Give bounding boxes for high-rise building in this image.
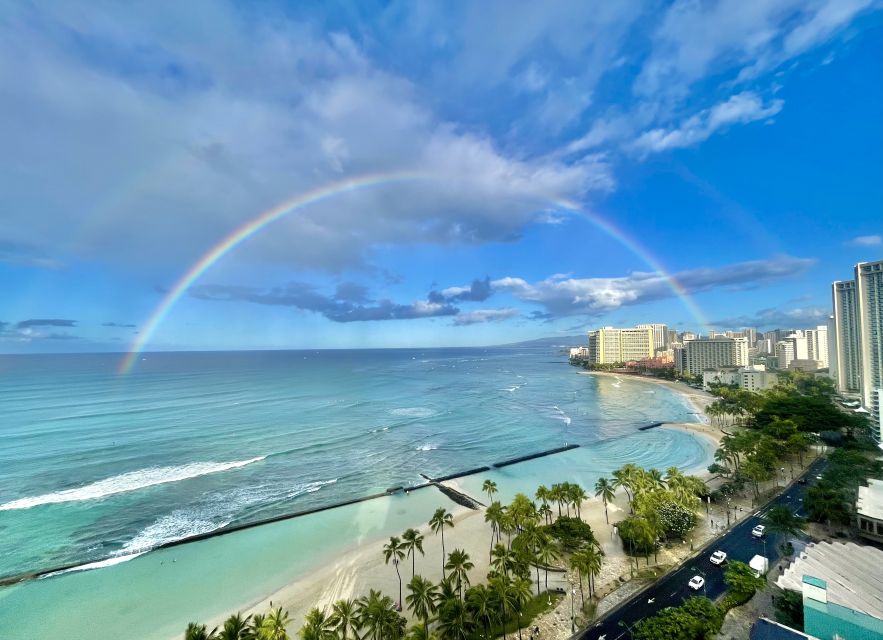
[805,325,829,368]
[832,261,883,445]
[676,336,749,377]
[743,327,758,346]
[832,279,862,393]
[636,323,668,352]
[856,261,883,443]
[586,326,654,364]
[776,340,796,370]
[827,315,838,381]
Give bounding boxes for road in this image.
[576,457,826,640]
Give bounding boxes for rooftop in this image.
[857,478,883,521]
[750,618,818,640]
[777,541,883,619]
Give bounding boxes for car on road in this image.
[709,550,727,565]
[816,475,823,480]
[688,575,705,590]
[752,524,766,538]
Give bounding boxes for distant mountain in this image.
[495,335,586,348]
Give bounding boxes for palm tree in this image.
[406,575,438,637]
[384,536,407,608]
[430,508,455,575]
[299,609,334,640]
[611,467,634,512]
[491,543,518,578]
[535,532,560,590]
[763,505,807,538]
[647,468,665,489]
[594,477,615,524]
[482,479,498,503]
[406,624,436,640]
[402,528,425,578]
[581,545,603,599]
[489,575,515,640]
[330,599,359,640]
[508,577,533,640]
[445,548,474,600]
[466,584,494,639]
[535,485,550,511]
[571,485,588,520]
[485,501,505,553]
[185,623,218,640]
[260,607,291,640]
[570,553,588,606]
[358,590,405,640]
[218,613,251,640]
[538,503,552,526]
[436,596,473,640]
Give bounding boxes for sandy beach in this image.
[206,369,722,638]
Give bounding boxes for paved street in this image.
[576,457,827,640]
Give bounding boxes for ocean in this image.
[0,347,712,639]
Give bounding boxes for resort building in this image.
[832,260,883,444]
[777,541,883,640]
[776,340,796,370]
[806,325,830,369]
[789,359,823,373]
[702,365,778,393]
[676,336,748,378]
[827,315,839,382]
[833,279,862,393]
[636,323,668,352]
[749,618,817,640]
[857,478,883,545]
[856,261,883,445]
[585,326,654,364]
[568,346,590,361]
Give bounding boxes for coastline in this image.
[206,371,722,636]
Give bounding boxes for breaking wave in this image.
[0,457,266,511]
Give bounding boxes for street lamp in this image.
[570,586,576,633]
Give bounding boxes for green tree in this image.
[383,536,407,608]
[482,479,498,503]
[185,623,218,640]
[330,599,360,640]
[763,506,807,538]
[259,607,290,640]
[444,548,474,600]
[774,589,804,630]
[436,597,473,640]
[402,528,425,578]
[724,561,766,598]
[218,613,252,640]
[594,477,616,524]
[405,575,438,637]
[430,508,455,575]
[633,596,722,640]
[357,590,406,640]
[298,609,335,640]
[535,532,560,590]
[465,584,495,639]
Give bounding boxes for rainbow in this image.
[119,172,710,374]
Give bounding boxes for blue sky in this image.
[1,1,881,353]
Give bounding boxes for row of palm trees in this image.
[185,607,290,640]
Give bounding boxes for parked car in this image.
[752,524,766,538]
[798,478,807,485]
[710,550,727,565]
[688,575,705,591]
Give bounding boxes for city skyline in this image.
[1,2,881,353]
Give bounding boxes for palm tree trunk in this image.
[579,569,585,605]
[604,501,609,524]
[545,567,549,590]
[412,552,416,578]
[441,528,446,576]
[536,563,541,595]
[395,562,402,607]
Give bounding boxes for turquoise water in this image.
[0,347,710,639]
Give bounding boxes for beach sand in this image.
[206,371,720,638]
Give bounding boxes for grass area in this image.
[485,592,564,638]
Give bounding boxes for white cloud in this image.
[849,234,882,246]
[633,91,784,154]
[0,3,611,273]
[452,308,519,326]
[490,256,814,318]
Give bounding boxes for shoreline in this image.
[201,372,721,636]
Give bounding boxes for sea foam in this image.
[0,457,266,511]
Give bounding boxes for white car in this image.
[752,524,766,538]
[709,550,727,565]
[688,575,705,591]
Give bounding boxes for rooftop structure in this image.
[750,618,817,640]
[857,478,883,544]
[777,541,883,620]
